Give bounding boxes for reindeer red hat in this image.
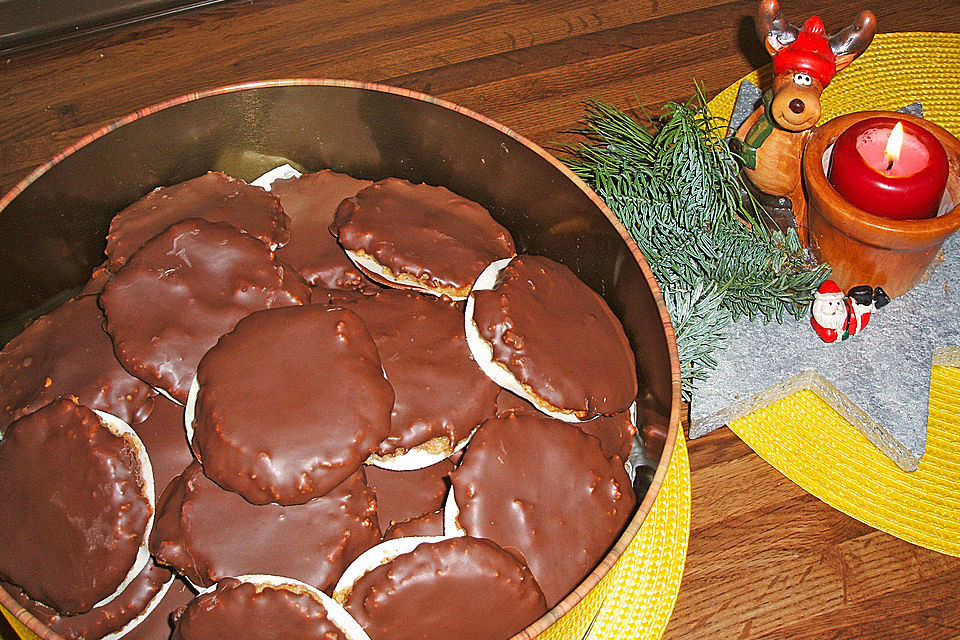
[772,16,838,86]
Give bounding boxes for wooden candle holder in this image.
[802,111,960,297]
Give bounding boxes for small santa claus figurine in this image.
[810,280,890,343]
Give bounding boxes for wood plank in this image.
[5,0,959,195]
[665,429,960,640]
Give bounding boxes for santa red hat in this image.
[815,279,844,299]
[773,16,838,86]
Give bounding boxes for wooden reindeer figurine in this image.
[735,0,876,245]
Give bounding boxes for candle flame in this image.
[884,121,904,168]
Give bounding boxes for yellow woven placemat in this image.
[2,434,691,640]
[540,433,691,640]
[728,367,960,557]
[708,32,960,557]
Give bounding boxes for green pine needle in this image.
[564,90,829,400]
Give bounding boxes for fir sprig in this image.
[564,92,829,399]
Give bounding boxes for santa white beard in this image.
[812,296,846,331]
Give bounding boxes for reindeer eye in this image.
[794,73,813,86]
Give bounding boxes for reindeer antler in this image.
[829,10,877,57]
[756,0,799,54]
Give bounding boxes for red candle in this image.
[827,116,949,220]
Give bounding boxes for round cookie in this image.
[99,218,310,404]
[336,536,547,640]
[271,169,375,289]
[150,462,381,593]
[5,559,175,640]
[105,171,290,269]
[0,294,155,433]
[189,304,394,505]
[172,576,368,640]
[495,389,637,460]
[0,398,154,615]
[333,290,498,468]
[448,412,636,608]
[330,178,516,299]
[467,255,638,420]
[363,460,453,529]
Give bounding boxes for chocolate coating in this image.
[131,395,195,495]
[331,178,516,296]
[450,412,636,607]
[192,304,394,504]
[105,172,289,269]
[495,389,636,460]
[577,410,637,462]
[335,290,497,457]
[172,578,347,640]
[0,294,155,433]
[364,460,453,528]
[123,578,196,640]
[271,169,373,288]
[0,399,152,615]
[150,462,380,593]
[472,254,638,417]
[100,218,310,403]
[6,560,173,640]
[343,537,546,640]
[80,261,113,295]
[381,510,444,541]
[310,286,376,306]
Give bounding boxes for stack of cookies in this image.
[0,168,642,640]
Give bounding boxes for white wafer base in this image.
[179,575,205,594]
[247,163,303,251]
[90,410,156,611]
[183,377,199,446]
[332,536,448,600]
[442,488,466,538]
[464,258,587,424]
[100,572,175,640]
[153,385,184,406]
[250,164,303,191]
[197,575,370,640]
[364,429,475,471]
[625,401,640,482]
[344,250,468,301]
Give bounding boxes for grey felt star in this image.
[689,233,960,472]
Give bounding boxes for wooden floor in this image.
[668,429,960,640]
[2,1,959,638]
